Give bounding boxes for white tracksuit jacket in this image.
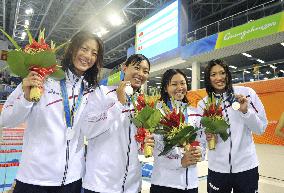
[0,72,88,186]
[197,86,268,173]
[78,85,141,193]
[151,105,206,190]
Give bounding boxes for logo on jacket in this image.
[209,182,220,191]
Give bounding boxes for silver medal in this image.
[125,82,133,96]
[232,101,240,111]
[66,129,75,140]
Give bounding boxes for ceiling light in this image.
[229,65,237,69]
[24,20,29,27]
[256,59,265,63]
[280,43,284,47]
[156,82,161,85]
[242,53,252,58]
[244,70,250,74]
[95,27,109,37]
[201,71,204,74]
[186,76,191,79]
[108,13,123,26]
[200,80,204,82]
[155,76,161,79]
[25,8,33,15]
[21,31,27,40]
[186,68,192,70]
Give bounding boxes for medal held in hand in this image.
[125,82,133,96]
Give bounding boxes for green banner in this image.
[215,11,284,49]
[107,71,122,86]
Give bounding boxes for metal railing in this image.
[185,0,284,44]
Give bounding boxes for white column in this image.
[191,61,200,90]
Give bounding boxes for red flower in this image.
[190,140,200,147]
[160,109,185,128]
[135,127,146,149]
[24,39,51,53]
[135,94,147,111]
[203,104,223,117]
[137,94,146,107]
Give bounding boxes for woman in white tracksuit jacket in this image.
[150,69,206,193]
[79,54,151,193]
[0,31,104,193]
[198,59,267,193]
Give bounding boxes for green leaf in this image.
[145,109,162,132]
[135,106,153,121]
[132,117,143,128]
[201,117,229,141]
[0,29,20,50]
[54,41,69,53]
[7,51,29,77]
[50,68,65,80]
[169,126,197,146]
[25,51,57,68]
[25,28,33,44]
[158,125,200,156]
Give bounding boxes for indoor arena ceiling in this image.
[0,0,283,76]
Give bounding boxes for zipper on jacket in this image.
[61,80,78,185]
[61,140,70,185]
[122,103,132,192]
[223,99,233,173]
[185,168,189,190]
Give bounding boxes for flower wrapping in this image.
[132,94,161,154]
[156,100,199,156]
[200,95,230,142]
[0,28,66,101]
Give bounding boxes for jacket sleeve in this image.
[240,87,268,135]
[0,84,34,128]
[78,87,124,140]
[153,134,183,170]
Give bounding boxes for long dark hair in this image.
[61,31,104,89]
[160,69,189,104]
[204,59,233,98]
[124,54,151,70]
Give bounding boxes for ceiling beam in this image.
[35,0,54,37]
[46,0,75,40]
[2,0,6,32]
[12,0,21,38]
[194,0,247,24]
[75,0,114,35]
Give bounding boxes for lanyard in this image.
[60,79,84,128]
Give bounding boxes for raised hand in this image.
[22,71,44,101]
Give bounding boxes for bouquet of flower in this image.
[0,28,66,102]
[132,94,161,157]
[200,95,230,150]
[156,100,199,156]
